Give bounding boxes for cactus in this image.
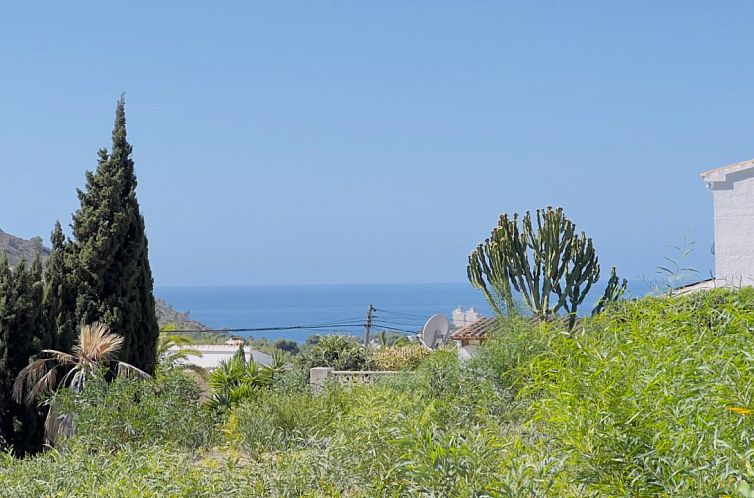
[468,207,626,328]
[592,267,628,317]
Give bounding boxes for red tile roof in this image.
[450,315,576,340]
[450,317,499,340]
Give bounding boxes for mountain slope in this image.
[0,229,50,267]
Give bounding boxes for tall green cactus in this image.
[468,207,626,328]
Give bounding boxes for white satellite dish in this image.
[420,314,449,350]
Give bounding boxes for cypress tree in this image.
[0,254,47,456]
[44,221,77,352]
[71,96,159,374]
[0,253,12,452]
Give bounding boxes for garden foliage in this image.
[3,289,754,496]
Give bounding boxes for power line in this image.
[371,316,425,327]
[169,323,363,334]
[373,308,430,320]
[166,306,436,337]
[368,323,419,335]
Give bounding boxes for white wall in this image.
[711,169,754,286]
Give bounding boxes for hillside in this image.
[155,298,210,332]
[0,229,50,267]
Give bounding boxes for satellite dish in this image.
[420,314,449,350]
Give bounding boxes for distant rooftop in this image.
[450,317,498,340]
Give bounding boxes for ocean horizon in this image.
[156,280,656,343]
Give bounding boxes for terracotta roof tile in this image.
[450,314,578,340]
[450,317,499,340]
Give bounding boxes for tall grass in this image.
[526,289,754,495]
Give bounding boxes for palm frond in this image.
[162,334,195,347]
[117,362,151,380]
[43,403,60,445]
[164,348,203,361]
[40,350,76,364]
[27,366,58,404]
[76,322,124,362]
[13,359,53,403]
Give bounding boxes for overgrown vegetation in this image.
[297,334,376,373]
[3,289,754,496]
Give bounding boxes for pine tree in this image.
[70,96,159,374]
[44,221,77,352]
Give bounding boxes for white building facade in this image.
[702,159,754,286]
[451,306,481,328]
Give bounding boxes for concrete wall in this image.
[309,368,403,388]
[711,168,754,286]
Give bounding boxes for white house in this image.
[168,345,273,370]
[701,159,754,287]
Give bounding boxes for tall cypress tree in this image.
[0,253,12,452]
[71,96,158,374]
[44,221,77,352]
[0,254,47,456]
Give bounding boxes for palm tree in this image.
[13,322,149,444]
[157,324,204,368]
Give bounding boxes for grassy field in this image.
[2,289,754,496]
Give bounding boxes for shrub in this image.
[208,350,287,413]
[231,388,348,454]
[54,367,215,451]
[373,343,431,371]
[297,335,375,373]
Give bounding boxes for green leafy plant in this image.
[297,334,376,373]
[208,349,286,412]
[54,367,215,451]
[373,343,431,371]
[656,236,700,296]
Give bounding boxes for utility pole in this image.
[363,304,375,347]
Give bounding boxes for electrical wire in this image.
[371,317,425,327]
[373,308,430,321]
[168,306,433,337]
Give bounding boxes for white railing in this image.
[309,367,403,387]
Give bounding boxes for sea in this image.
[156,281,655,343]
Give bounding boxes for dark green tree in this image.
[70,96,159,374]
[274,339,300,355]
[0,254,48,456]
[44,221,78,352]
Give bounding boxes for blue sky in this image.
[1,2,753,286]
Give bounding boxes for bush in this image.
[297,335,375,373]
[208,350,286,413]
[274,339,300,355]
[373,343,431,371]
[231,388,347,454]
[55,367,215,451]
